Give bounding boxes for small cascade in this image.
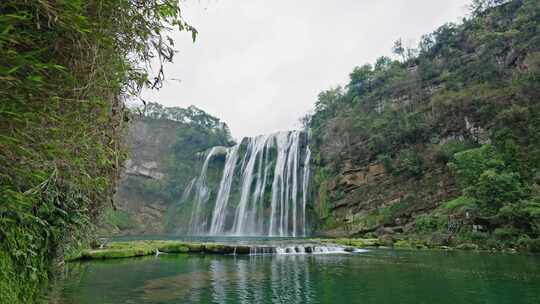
[184,130,312,236]
[310,246,348,254]
[249,246,276,255]
[247,244,354,255]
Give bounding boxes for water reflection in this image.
[125,255,321,304]
[210,259,227,303]
[204,255,317,304]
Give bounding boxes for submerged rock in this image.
[76,240,247,260]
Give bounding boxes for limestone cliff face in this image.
[316,160,460,237]
[112,118,181,235]
[313,118,488,237]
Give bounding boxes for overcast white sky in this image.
[141,0,471,140]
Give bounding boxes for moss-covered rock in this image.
[81,248,154,259]
[394,239,427,249]
[185,242,205,253]
[158,243,190,253]
[73,240,258,260]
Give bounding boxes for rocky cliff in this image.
[110,118,177,234]
[309,0,540,250]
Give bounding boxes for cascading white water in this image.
[209,144,240,234]
[185,130,311,236]
[301,146,311,237]
[269,132,292,236]
[232,135,270,235]
[181,177,197,203]
[189,147,218,235]
[292,134,300,236]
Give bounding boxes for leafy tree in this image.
[470,0,512,15]
[465,170,525,215]
[348,64,374,95]
[450,145,504,187]
[392,38,406,62]
[374,56,393,72]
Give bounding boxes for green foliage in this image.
[518,237,540,252]
[140,103,231,136]
[433,139,473,165]
[499,196,540,235]
[449,145,505,187]
[443,196,476,211]
[450,143,530,215]
[396,149,424,178]
[377,154,394,173]
[103,209,134,230]
[465,170,525,215]
[414,215,447,232]
[466,231,490,243]
[493,226,518,240]
[378,197,416,225]
[0,0,196,302]
[470,0,512,16]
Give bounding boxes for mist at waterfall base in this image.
[180,130,312,237]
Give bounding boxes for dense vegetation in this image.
[308,0,540,250]
[0,1,195,302]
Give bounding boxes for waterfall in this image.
[180,178,197,203]
[301,146,311,237]
[188,147,218,235]
[232,134,270,235]
[185,130,311,236]
[269,132,291,236]
[209,144,240,234]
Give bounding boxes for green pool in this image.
[43,248,540,304]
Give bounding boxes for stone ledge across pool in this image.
[70,240,362,261]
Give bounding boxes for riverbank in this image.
[317,236,540,253]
